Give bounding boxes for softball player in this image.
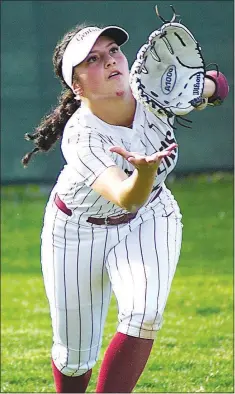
[22,23,225,393]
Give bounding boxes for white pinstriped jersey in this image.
[52,101,180,223]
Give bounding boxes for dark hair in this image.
[22,22,92,167]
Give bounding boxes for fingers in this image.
[110,143,178,166]
[165,143,178,151]
[109,146,133,160]
[110,146,144,161]
[159,143,178,156]
[146,143,178,162]
[127,156,147,165]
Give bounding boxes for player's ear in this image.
[72,67,84,99]
[72,79,84,100]
[72,84,84,99]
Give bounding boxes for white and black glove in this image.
[130,6,206,118]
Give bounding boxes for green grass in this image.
[1,174,234,393]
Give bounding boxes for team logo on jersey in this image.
[161,65,177,94]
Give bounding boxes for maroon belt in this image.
[54,187,162,226]
[87,211,137,226]
[54,194,72,216]
[87,186,162,226]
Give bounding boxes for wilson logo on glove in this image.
[129,4,206,117]
[161,65,177,94]
[193,73,202,95]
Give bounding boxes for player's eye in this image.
[87,55,98,63]
[110,46,119,54]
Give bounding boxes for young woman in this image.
[22,24,219,393]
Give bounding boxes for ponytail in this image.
[21,23,90,167]
[22,89,80,167]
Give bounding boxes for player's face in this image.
[73,36,130,100]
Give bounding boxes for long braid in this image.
[22,23,90,167]
[22,90,78,167]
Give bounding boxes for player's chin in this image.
[105,81,128,98]
[116,89,125,97]
[114,82,130,97]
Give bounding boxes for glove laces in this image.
[155,4,181,24]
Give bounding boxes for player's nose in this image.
[104,55,117,68]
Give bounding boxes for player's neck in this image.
[84,92,136,128]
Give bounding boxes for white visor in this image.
[62,26,129,89]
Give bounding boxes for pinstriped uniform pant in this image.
[41,200,182,377]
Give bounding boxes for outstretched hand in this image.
[110,143,178,171]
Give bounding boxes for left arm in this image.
[196,70,229,110]
[203,76,216,98]
[194,75,216,111]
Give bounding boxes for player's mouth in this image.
[108,70,122,79]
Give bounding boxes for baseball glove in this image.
[130,5,206,118]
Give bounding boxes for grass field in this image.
[1,174,234,393]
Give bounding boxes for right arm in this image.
[92,143,177,213]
